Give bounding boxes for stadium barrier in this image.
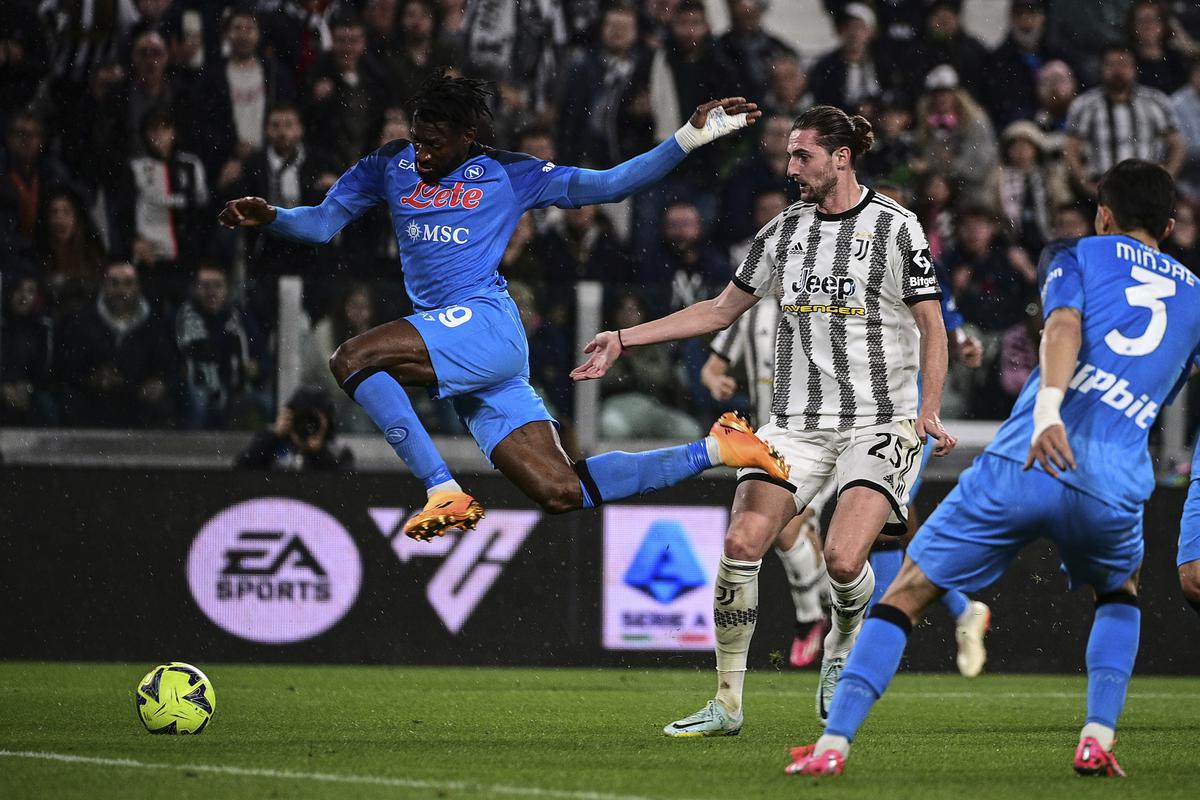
[1,465,1195,673]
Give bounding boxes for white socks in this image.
[705,435,722,467]
[427,478,462,498]
[714,554,761,714]
[824,563,875,658]
[814,733,850,757]
[775,534,827,624]
[1081,722,1115,750]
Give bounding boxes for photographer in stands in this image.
[235,384,353,471]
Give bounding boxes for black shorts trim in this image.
[840,478,907,536]
[736,472,797,494]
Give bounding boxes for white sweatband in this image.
[673,106,750,153]
[1031,387,1065,442]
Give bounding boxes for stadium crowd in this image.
[1,0,1199,438]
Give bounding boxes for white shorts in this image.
[738,419,925,535]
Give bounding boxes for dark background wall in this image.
[0,466,1195,673]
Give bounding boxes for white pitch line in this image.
[0,750,681,800]
[768,691,1193,700]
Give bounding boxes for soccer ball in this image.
[134,662,217,734]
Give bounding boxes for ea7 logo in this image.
[369,508,540,633]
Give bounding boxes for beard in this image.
[799,170,838,205]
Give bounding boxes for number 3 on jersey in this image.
[1105,266,1175,357]
[438,306,473,328]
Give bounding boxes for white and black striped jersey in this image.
[1066,86,1180,179]
[731,188,941,431]
[710,294,779,428]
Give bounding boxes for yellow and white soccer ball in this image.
[134,662,216,734]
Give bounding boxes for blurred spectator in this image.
[599,291,701,440]
[1064,44,1185,198]
[1128,0,1191,94]
[716,0,797,99]
[637,201,728,314]
[1,272,56,426]
[113,107,209,310]
[985,0,1070,127]
[810,3,890,110]
[991,300,1042,418]
[760,52,812,119]
[363,0,401,60]
[914,65,997,202]
[536,203,630,327]
[499,213,545,288]
[437,0,469,53]
[913,171,957,261]
[0,1,50,118]
[195,8,295,186]
[1,111,73,262]
[945,206,1037,334]
[985,121,1071,254]
[720,114,794,245]
[236,384,354,470]
[86,30,184,187]
[638,0,738,254]
[903,0,988,99]
[174,264,267,429]
[300,282,377,433]
[463,0,566,117]
[303,11,389,166]
[1164,198,1199,266]
[55,261,175,427]
[33,188,109,319]
[237,103,340,303]
[1053,202,1095,239]
[1047,0,1133,81]
[557,4,653,168]
[730,189,786,265]
[1173,59,1200,197]
[259,0,343,81]
[1031,60,1078,157]
[40,0,135,99]
[380,0,461,106]
[859,97,918,186]
[508,279,573,422]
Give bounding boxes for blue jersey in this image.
[326,139,579,311]
[986,235,1200,511]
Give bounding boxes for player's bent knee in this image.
[328,341,364,383]
[724,522,774,562]
[533,478,582,515]
[824,550,865,584]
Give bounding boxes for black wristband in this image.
[617,329,626,351]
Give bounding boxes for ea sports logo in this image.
[188,498,362,644]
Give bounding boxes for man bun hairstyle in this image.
[792,105,875,162]
[408,69,494,132]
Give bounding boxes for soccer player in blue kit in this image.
[219,74,787,540]
[1179,403,1200,613]
[786,159,1200,778]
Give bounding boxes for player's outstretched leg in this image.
[665,480,794,738]
[1074,589,1139,778]
[776,516,827,669]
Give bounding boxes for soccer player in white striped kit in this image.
[572,105,957,735]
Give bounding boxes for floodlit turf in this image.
[1,663,1197,800]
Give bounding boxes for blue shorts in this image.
[909,454,1144,594]
[1178,480,1200,567]
[407,292,554,459]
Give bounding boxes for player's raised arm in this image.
[570,281,758,382]
[561,97,761,207]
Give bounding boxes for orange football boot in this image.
[403,491,485,542]
[710,411,790,481]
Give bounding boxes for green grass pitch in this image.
[1,662,1196,799]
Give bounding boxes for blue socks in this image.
[825,604,912,741]
[868,544,969,619]
[344,369,453,490]
[1085,598,1140,729]
[576,439,713,508]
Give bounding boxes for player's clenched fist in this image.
[218,196,277,228]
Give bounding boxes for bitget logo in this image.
[188,498,362,644]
